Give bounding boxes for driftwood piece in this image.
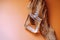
[24,0,57,40]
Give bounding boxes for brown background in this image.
[0,0,60,40]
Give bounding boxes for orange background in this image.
[0,0,60,40]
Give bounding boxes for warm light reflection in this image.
[0,0,60,40]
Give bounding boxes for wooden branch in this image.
[24,0,57,40]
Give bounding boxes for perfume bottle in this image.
[24,0,57,40]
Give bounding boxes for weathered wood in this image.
[24,0,57,40]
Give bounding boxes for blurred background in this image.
[0,0,60,40]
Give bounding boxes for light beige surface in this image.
[0,0,44,40]
[0,0,60,40]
